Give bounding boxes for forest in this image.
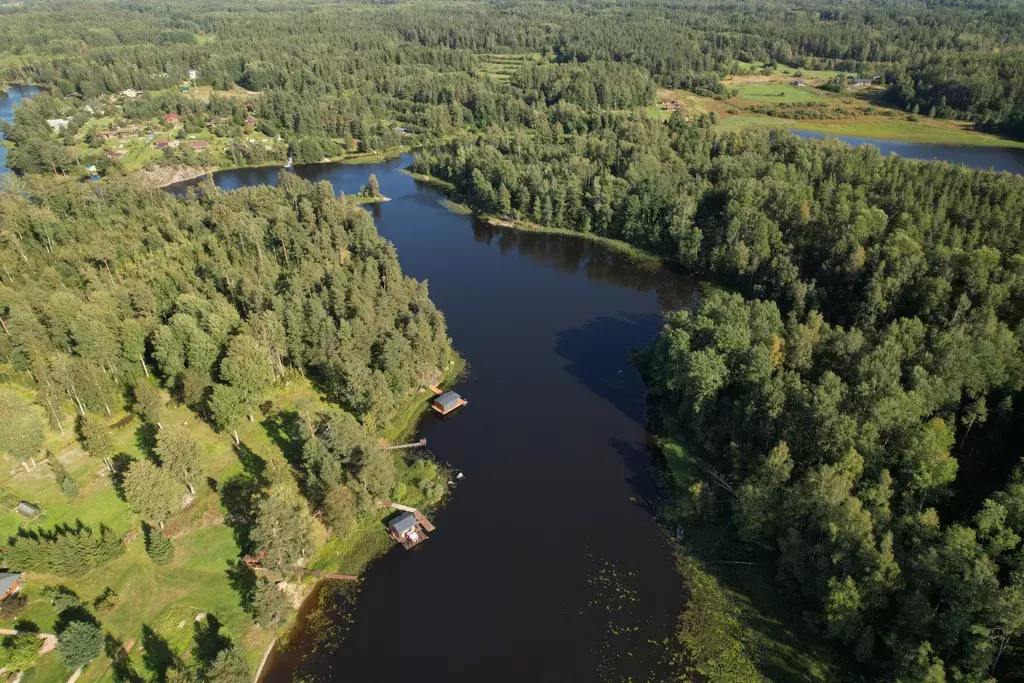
[3,0,1024,681]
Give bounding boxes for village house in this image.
[119,88,140,99]
[0,573,23,603]
[432,390,467,415]
[245,116,258,126]
[850,76,881,86]
[106,150,126,159]
[188,69,198,80]
[163,113,181,124]
[187,139,209,150]
[154,139,171,150]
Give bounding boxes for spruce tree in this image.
[57,621,103,671]
[145,525,174,565]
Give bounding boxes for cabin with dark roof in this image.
[0,573,23,603]
[15,501,42,518]
[432,391,466,415]
[388,511,427,548]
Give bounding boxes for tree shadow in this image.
[12,619,39,633]
[261,409,305,474]
[225,560,257,616]
[219,474,263,554]
[191,614,230,672]
[141,624,178,683]
[553,313,664,423]
[105,633,143,683]
[110,453,136,501]
[233,443,268,486]
[54,605,99,634]
[135,423,160,462]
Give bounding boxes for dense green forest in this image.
[3,0,1024,681]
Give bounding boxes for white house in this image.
[46,118,69,132]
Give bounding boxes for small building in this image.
[388,512,427,549]
[163,113,180,124]
[850,76,880,86]
[154,139,171,150]
[0,573,23,603]
[432,391,466,415]
[394,126,409,135]
[180,85,190,93]
[119,88,140,99]
[188,69,198,80]
[105,150,126,159]
[187,139,209,150]
[46,118,69,132]
[245,116,258,126]
[14,501,41,518]
[793,79,806,87]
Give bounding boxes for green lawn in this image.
[733,84,825,104]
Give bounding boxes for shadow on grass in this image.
[225,560,257,617]
[218,473,263,554]
[141,624,178,683]
[192,614,230,672]
[105,633,143,683]
[110,453,135,501]
[134,423,160,461]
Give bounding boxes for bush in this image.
[41,585,81,613]
[57,621,104,671]
[0,593,27,620]
[0,633,41,672]
[93,588,119,612]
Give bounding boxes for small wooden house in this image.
[14,501,41,518]
[0,573,22,603]
[388,512,427,549]
[432,391,467,415]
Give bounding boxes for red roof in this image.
[163,113,180,123]
[188,140,209,149]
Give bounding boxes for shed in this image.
[0,573,22,603]
[432,391,466,415]
[389,512,418,537]
[15,501,41,518]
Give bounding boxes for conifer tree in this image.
[144,525,174,565]
[78,414,114,473]
[0,387,44,470]
[123,460,179,528]
[57,621,103,671]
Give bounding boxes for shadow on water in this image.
[554,313,663,423]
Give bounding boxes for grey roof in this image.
[435,391,462,410]
[389,512,418,535]
[15,501,40,518]
[0,573,21,595]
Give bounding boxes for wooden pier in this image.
[379,438,427,451]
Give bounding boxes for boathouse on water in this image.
[432,391,466,415]
[389,512,427,549]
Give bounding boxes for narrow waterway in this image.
[173,157,696,681]
[790,129,1024,174]
[0,84,41,174]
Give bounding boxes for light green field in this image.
[717,115,1024,148]
[733,84,825,104]
[477,52,544,79]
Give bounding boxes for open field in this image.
[477,52,544,80]
[731,83,825,104]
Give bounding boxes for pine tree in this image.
[57,621,103,671]
[207,645,250,683]
[218,335,274,422]
[367,173,380,197]
[50,457,79,499]
[251,488,313,576]
[132,376,164,427]
[144,525,174,565]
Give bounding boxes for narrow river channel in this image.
[173,156,696,681]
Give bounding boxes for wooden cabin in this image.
[0,573,23,603]
[432,391,467,415]
[388,512,428,549]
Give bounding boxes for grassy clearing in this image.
[732,84,825,104]
[1,367,453,682]
[717,114,1024,148]
[657,439,839,682]
[477,52,544,79]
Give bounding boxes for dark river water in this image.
[0,84,42,174]
[790,129,1024,174]
[173,156,697,681]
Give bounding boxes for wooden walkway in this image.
[379,438,427,451]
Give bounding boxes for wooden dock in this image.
[379,438,427,451]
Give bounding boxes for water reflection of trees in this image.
[471,219,697,311]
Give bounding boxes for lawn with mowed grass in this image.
[1,368,453,683]
[732,84,825,104]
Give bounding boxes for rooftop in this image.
[435,391,462,409]
[0,573,21,595]
[389,512,418,536]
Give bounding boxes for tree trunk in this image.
[21,461,30,472]
[30,457,36,468]
[233,429,240,446]
[139,353,150,378]
[157,422,164,431]
[104,401,111,416]
[186,482,195,495]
